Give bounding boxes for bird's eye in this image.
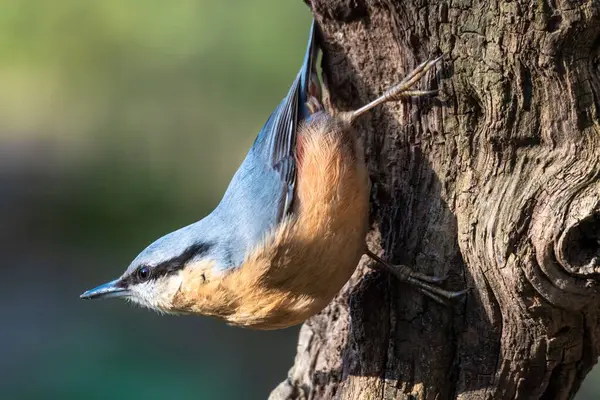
[137,266,151,281]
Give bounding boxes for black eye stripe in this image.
[151,242,211,279]
[123,242,212,286]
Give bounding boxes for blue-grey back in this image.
[209,21,319,269]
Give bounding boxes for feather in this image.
[211,20,321,268]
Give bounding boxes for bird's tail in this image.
[299,19,322,118]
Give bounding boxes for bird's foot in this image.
[350,54,443,120]
[382,54,443,101]
[365,249,467,305]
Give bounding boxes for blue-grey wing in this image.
[258,19,319,219]
[211,21,320,268]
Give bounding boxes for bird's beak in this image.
[80,279,129,300]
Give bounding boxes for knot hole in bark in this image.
[532,182,600,309]
[557,206,600,280]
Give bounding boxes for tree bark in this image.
[270,1,600,399]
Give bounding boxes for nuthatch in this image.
[81,21,464,329]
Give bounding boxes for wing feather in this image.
[211,21,321,267]
[256,20,318,219]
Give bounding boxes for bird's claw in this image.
[383,54,443,102]
[387,263,467,305]
[350,54,443,120]
[365,249,467,305]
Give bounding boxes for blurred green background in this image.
[0,1,597,399]
[1,1,310,399]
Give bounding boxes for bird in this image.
[80,20,465,330]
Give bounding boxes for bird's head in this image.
[80,227,215,314]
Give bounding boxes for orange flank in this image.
[173,114,370,329]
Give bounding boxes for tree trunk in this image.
[270,1,600,399]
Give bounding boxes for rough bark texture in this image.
[270,1,600,399]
